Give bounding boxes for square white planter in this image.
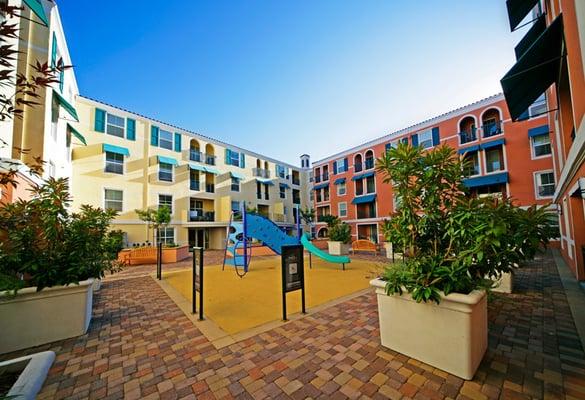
[492,272,513,293]
[370,278,487,380]
[0,351,55,400]
[0,279,94,354]
[328,241,350,255]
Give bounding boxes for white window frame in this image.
[231,177,240,192]
[159,129,173,150]
[528,93,547,118]
[157,226,175,245]
[104,188,123,212]
[416,129,433,149]
[484,146,504,174]
[337,182,346,196]
[530,133,552,159]
[158,162,174,182]
[158,194,173,215]
[534,170,555,199]
[104,151,124,175]
[279,184,286,199]
[228,150,241,167]
[105,112,126,138]
[338,202,347,217]
[335,158,347,174]
[365,175,376,194]
[463,151,481,177]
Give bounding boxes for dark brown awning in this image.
[514,15,546,59]
[501,14,565,121]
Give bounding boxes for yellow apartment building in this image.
[71,96,311,249]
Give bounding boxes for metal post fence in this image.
[156,242,162,280]
[192,247,204,321]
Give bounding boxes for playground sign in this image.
[281,244,306,320]
[192,247,204,320]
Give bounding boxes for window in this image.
[531,134,551,157]
[105,151,124,174]
[276,164,287,179]
[323,186,330,201]
[463,152,480,176]
[339,202,347,217]
[157,227,175,245]
[529,94,547,118]
[535,171,555,198]
[104,189,123,211]
[337,182,346,196]
[264,184,270,200]
[355,179,364,196]
[231,177,240,192]
[106,113,125,138]
[485,147,503,173]
[279,184,286,199]
[366,176,375,193]
[335,158,347,173]
[316,189,322,203]
[228,150,241,167]
[158,194,173,214]
[159,130,173,150]
[547,212,560,238]
[231,201,240,213]
[159,162,173,182]
[256,182,262,199]
[417,130,433,149]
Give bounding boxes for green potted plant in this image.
[0,178,122,354]
[370,143,552,380]
[327,218,352,255]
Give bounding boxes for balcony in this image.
[317,214,331,222]
[205,184,215,193]
[206,155,216,165]
[190,149,202,162]
[354,163,362,173]
[189,210,215,222]
[482,121,502,138]
[253,168,270,178]
[364,159,374,170]
[315,175,321,183]
[292,177,300,185]
[190,180,200,191]
[459,129,477,144]
[322,172,329,181]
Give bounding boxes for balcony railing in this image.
[272,213,285,223]
[357,210,376,219]
[317,214,330,222]
[315,175,321,183]
[459,128,477,144]
[253,168,270,178]
[292,177,300,185]
[364,158,374,170]
[354,162,362,173]
[293,196,301,204]
[189,210,215,222]
[206,155,216,165]
[190,149,216,165]
[322,172,329,181]
[190,180,200,191]
[205,184,215,193]
[482,121,502,138]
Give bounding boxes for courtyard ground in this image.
[1,251,584,399]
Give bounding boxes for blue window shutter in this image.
[385,143,391,152]
[432,127,440,146]
[150,126,159,146]
[401,137,408,144]
[332,161,337,175]
[225,149,230,164]
[51,32,57,68]
[411,135,419,147]
[126,118,136,140]
[94,108,106,133]
[174,133,181,152]
[240,153,245,168]
[344,158,348,170]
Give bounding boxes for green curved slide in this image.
[301,234,351,265]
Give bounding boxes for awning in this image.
[157,155,178,166]
[515,15,546,59]
[501,15,565,121]
[313,183,329,190]
[23,0,49,26]
[67,124,86,146]
[189,164,207,173]
[528,124,549,137]
[352,194,377,204]
[230,171,246,180]
[334,177,346,185]
[458,145,480,155]
[53,91,79,121]
[480,138,506,150]
[463,172,509,188]
[204,167,219,175]
[280,183,290,189]
[352,171,375,181]
[103,144,129,157]
[256,178,274,186]
[506,0,540,31]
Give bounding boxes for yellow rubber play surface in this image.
[162,256,384,335]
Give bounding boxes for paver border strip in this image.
[152,270,373,349]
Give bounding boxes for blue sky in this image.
[59,1,523,165]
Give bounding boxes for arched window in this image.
[354,154,363,172]
[205,144,215,165]
[365,150,374,170]
[482,108,502,138]
[459,116,477,144]
[189,139,201,162]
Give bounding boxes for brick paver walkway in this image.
[3,252,584,399]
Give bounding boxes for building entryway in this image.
[188,228,209,249]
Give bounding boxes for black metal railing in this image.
[253,168,270,178]
[190,149,202,162]
[205,155,216,165]
[459,128,477,144]
[482,121,502,138]
[322,172,329,181]
[315,175,321,183]
[189,211,215,222]
[205,184,215,193]
[190,180,200,191]
[354,162,362,172]
[364,158,374,169]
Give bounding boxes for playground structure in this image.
[222,203,350,276]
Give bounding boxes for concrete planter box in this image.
[328,241,350,255]
[162,245,190,263]
[370,278,487,380]
[0,351,55,400]
[492,271,513,294]
[0,279,94,354]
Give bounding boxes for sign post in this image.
[156,242,162,280]
[281,244,306,321]
[192,247,204,320]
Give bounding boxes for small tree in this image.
[300,207,315,225]
[135,206,171,245]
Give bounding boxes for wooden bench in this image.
[123,247,157,265]
[350,240,378,255]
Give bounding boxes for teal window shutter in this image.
[150,126,159,146]
[51,32,57,68]
[174,133,181,152]
[432,127,440,146]
[59,69,64,92]
[240,153,245,168]
[332,161,337,174]
[225,149,230,164]
[411,135,419,147]
[94,108,106,133]
[126,118,136,140]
